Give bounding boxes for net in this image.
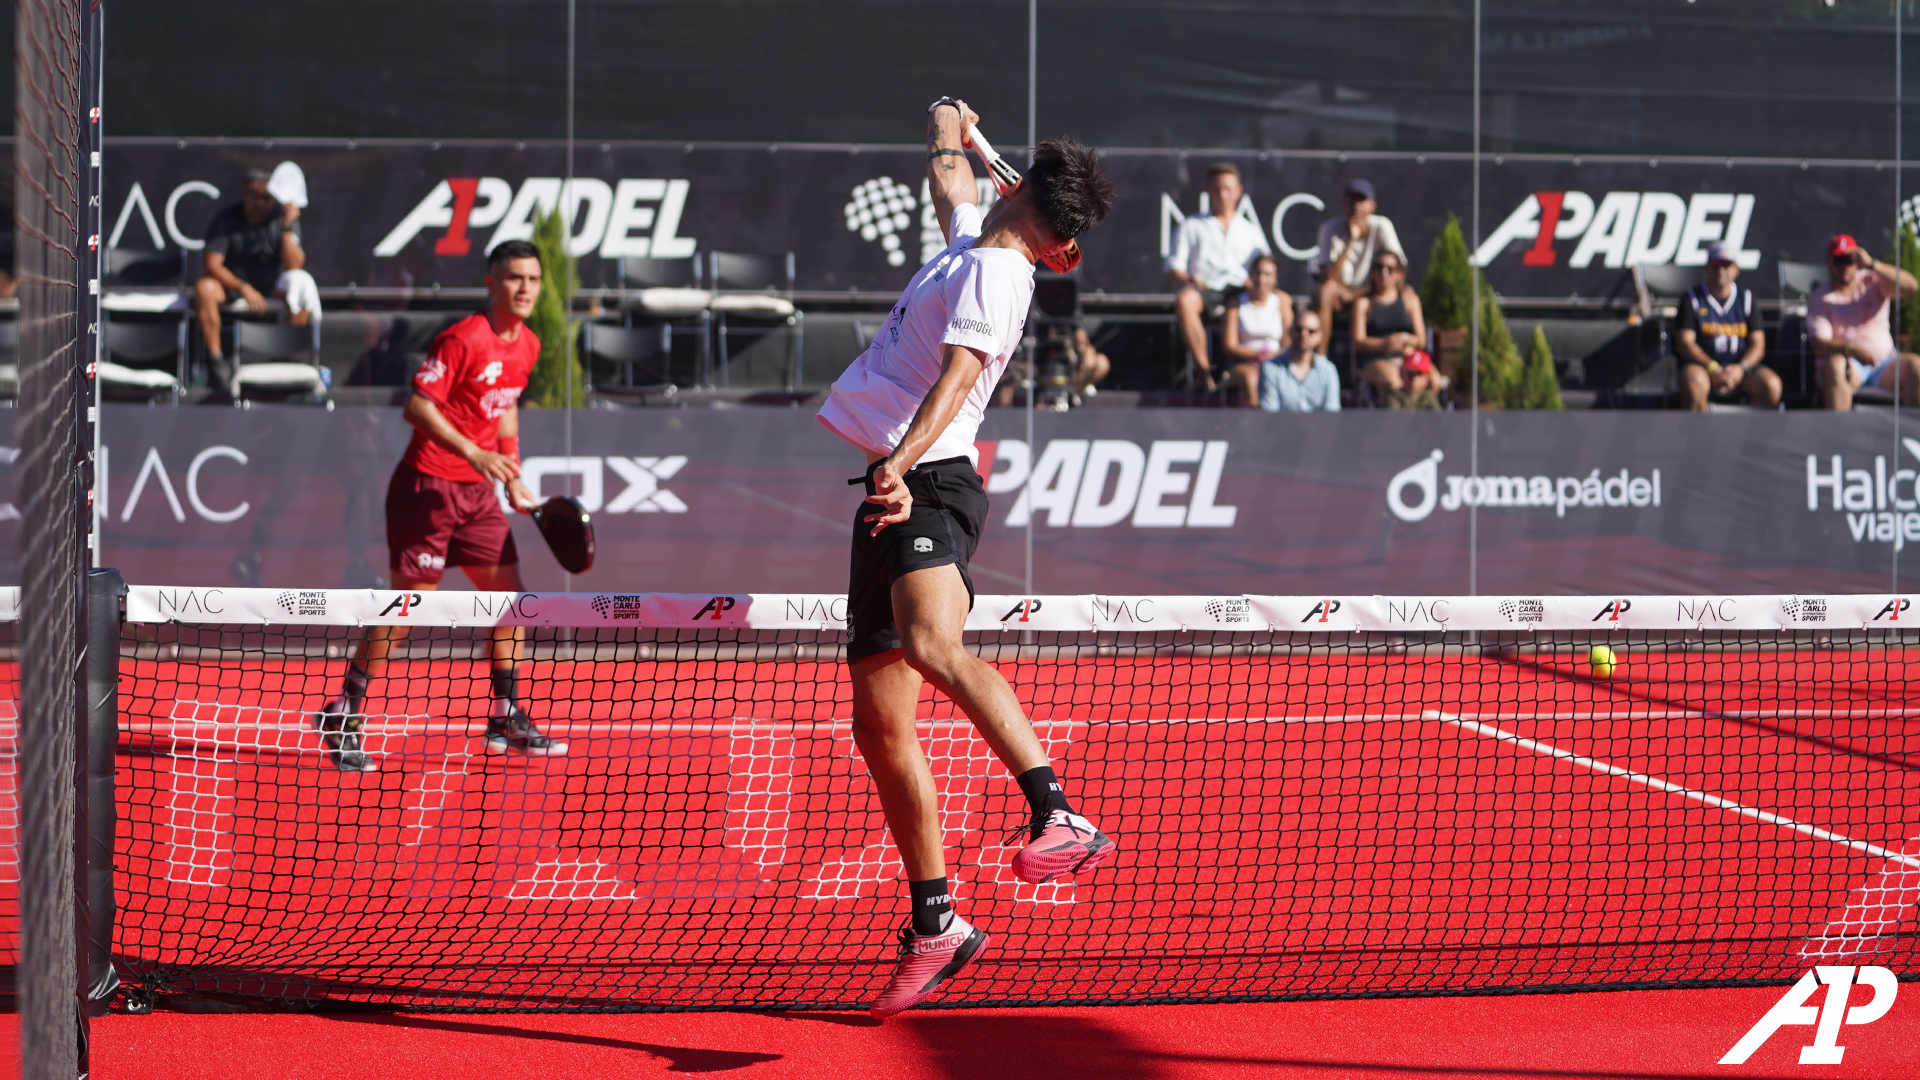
[81,588,1920,1010]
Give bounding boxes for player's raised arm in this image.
[862,342,988,535]
[926,98,980,245]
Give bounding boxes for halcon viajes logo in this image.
[1806,438,1920,549]
[1387,451,1661,523]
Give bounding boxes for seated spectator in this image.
[1675,242,1781,411]
[1313,179,1405,353]
[1220,255,1294,407]
[1811,233,1920,409]
[1258,310,1340,413]
[193,168,321,395]
[1167,162,1271,391]
[1350,250,1434,405]
[1068,326,1111,401]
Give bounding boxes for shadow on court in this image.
[896,1013,1283,1079]
[325,1013,783,1073]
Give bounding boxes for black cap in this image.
[1345,178,1376,201]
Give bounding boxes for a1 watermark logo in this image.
[1719,966,1899,1065]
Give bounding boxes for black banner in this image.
[5,406,1919,595]
[106,141,1905,301]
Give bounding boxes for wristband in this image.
[499,436,519,464]
[927,96,960,115]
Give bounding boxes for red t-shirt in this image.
[401,313,540,482]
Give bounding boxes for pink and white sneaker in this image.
[1010,810,1117,885]
[868,915,991,1018]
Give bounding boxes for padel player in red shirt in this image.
[312,239,566,770]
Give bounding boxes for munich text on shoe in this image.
[310,697,378,773]
[1009,809,1116,884]
[484,702,569,756]
[868,915,990,1018]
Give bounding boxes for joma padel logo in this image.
[1873,598,1911,621]
[378,592,425,617]
[695,596,738,620]
[1720,966,1899,1065]
[1301,600,1341,623]
[1000,599,1043,622]
[1592,599,1632,622]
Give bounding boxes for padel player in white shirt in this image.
[816,97,1118,1018]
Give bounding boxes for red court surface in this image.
[5,983,1915,1079]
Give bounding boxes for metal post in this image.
[563,0,576,592]
[1469,0,1481,597]
[1895,0,1904,593]
[85,568,126,1018]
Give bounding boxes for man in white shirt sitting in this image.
[1313,179,1406,352]
[1259,310,1341,412]
[1166,162,1271,391]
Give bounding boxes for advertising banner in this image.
[106,140,1907,301]
[3,406,1918,596]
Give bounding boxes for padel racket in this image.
[963,121,1083,274]
[532,495,595,574]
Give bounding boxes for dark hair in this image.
[488,239,541,272]
[1249,254,1280,278]
[244,167,272,186]
[1025,136,1114,242]
[1206,162,1240,182]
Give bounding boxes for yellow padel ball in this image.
[1588,644,1617,679]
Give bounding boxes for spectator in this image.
[1675,242,1780,411]
[1166,162,1271,391]
[1068,326,1111,401]
[1810,233,1920,410]
[1258,310,1340,413]
[1313,179,1405,353]
[193,168,321,395]
[1350,250,1433,404]
[1220,254,1294,406]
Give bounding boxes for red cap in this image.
[1829,234,1859,259]
[1402,350,1434,374]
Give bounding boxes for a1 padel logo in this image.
[1000,599,1043,622]
[1592,599,1631,622]
[1720,966,1898,1065]
[695,596,738,620]
[1300,599,1341,623]
[1872,598,1911,621]
[378,592,425,617]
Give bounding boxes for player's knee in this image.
[1174,288,1201,316]
[193,277,223,305]
[898,633,966,682]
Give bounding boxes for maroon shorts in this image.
[385,464,519,584]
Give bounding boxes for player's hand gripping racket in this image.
[962,121,1083,274]
[532,495,596,574]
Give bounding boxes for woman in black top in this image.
[1351,252,1435,405]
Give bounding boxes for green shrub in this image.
[523,204,585,409]
[1419,213,1473,332]
[1891,223,1920,348]
[1518,322,1564,410]
[1470,274,1522,406]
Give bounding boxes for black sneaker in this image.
[311,697,378,772]
[485,702,568,756]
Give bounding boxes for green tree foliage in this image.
[1419,213,1473,332]
[1519,322,1564,410]
[1891,223,1920,349]
[523,205,585,409]
[1470,274,1522,406]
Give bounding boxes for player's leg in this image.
[192,276,234,394]
[315,581,431,774]
[1174,285,1214,389]
[1817,353,1859,411]
[890,563,1117,886]
[462,561,566,756]
[1741,363,1783,408]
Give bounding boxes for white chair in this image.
[709,251,803,389]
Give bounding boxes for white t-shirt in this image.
[1236,293,1286,356]
[817,203,1031,466]
[1166,210,1271,292]
[1314,214,1406,289]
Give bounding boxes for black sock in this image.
[1017,766,1073,819]
[341,662,370,710]
[491,665,518,705]
[909,877,953,936]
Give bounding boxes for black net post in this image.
[15,0,95,1075]
[83,569,124,1016]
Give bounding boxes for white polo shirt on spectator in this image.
[817,203,1031,467]
[1166,209,1271,292]
[1315,214,1406,289]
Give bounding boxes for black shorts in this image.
[846,456,988,664]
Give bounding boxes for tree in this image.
[1419,213,1473,332]
[523,204,585,409]
[1519,322,1564,410]
[1890,223,1920,350]
[1470,273,1522,406]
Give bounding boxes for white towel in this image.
[275,269,323,322]
[268,161,308,208]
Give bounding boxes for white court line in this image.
[1428,709,1920,871]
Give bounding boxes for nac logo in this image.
[1720,966,1899,1065]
